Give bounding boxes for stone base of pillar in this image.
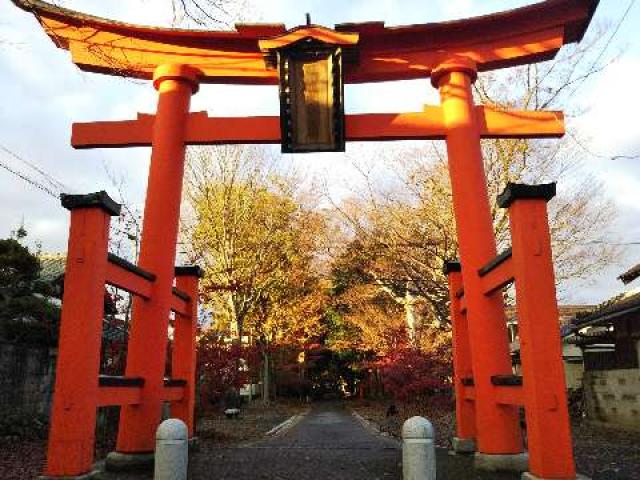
[38,470,101,480]
[105,451,154,472]
[451,437,476,454]
[474,452,529,472]
[522,472,591,480]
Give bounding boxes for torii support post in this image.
[499,183,576,480]
[44,192,121,478]
[432,57,523,459]
[116,64,200,455]
[444,261,476,454]
[171,266,203,438]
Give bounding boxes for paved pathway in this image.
[100,402,522,479]
[191,403,401,479]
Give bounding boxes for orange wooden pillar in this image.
[499,183,576,479]
[171,266,202,438]
[444,260,476,453]
[45,192,121,477]
[117,64,200,453]
[432,57,522,456]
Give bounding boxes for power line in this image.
[585,240,640,246]
[0,156,60,199]
[0,143,71,193]
[569,0,637,97]
[589,0,636,71]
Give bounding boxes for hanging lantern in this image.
[260,26,358,153]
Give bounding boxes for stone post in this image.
[402,416,436,480]
[154,419,188,480]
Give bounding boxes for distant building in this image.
[37,253,66,303]
[562,263,640,431]
[36,252,127,374]
[507,305,594,389]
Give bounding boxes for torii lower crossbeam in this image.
[71,107,564,148]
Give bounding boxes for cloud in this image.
[578,57,640,158]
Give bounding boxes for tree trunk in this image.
[405,287,418,346]
[262,352,270,404]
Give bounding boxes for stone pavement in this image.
[189,402,521,480]
[190,403,400,479]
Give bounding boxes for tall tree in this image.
[182,145,328,400]
[329,26,620,349]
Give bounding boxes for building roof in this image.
[506,304,593,326]
[12,0,598,84]
[572,289,640,329]
[38,253,66,282]
[618,262,640,285]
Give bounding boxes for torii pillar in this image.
[110,64,200,463]
[432,57,525,466]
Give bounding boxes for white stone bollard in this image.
[402,416,436,480]
[155,418,188,480]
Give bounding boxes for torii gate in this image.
[13,0,598,479]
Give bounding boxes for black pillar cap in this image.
[443,260,462,274]
[60,191,121,216]
[175,265,204,278]
[497,182,556,209]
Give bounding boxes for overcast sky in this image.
[1,0,639,304]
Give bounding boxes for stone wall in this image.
[584,368,640,431]
[0,342,56,416]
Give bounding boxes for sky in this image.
[0,0,639,304]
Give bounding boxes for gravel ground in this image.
[196,400,308,446]
[351,399,640,480]
[571,420,640,479]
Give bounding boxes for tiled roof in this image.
[38,253,66,282]
[618,262,640,285]
[573,289,640,328]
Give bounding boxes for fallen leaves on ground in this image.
[0,438,46,480]
[351,398,455,447]
[352,399,640,480]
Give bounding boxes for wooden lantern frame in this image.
[277,40,345,153]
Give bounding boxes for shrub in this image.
[197,331,258,407]
[379,347,452,403]
[0,408,48,440]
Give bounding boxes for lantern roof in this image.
[12,0,598,84]
[258,25,359,52]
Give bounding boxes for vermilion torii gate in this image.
[13,0,597,479]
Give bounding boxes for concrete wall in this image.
[584,368,640,431]
[564,361,584,390]
[0,342,56,416]
[563,343,585,390]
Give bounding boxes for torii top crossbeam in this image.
[13,0,597,84]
